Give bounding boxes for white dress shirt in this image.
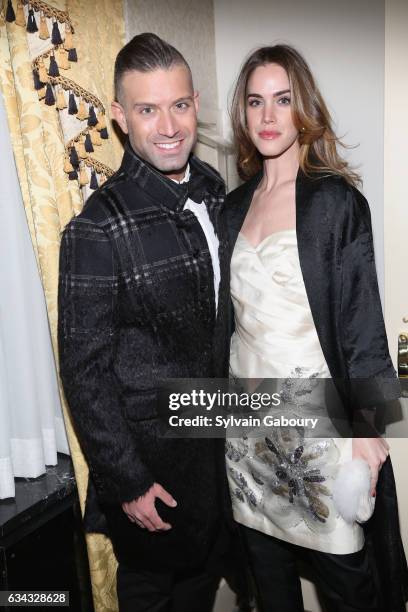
[172,164,220,310]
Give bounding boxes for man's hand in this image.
[352,437,390,496]
[122,483,177,532]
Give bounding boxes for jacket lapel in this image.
[226,172,262,257]
[295,171,346,383]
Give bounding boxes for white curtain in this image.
[0,91,69,500]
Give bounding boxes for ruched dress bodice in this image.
[227,230,363,554]
[230,230,330,379]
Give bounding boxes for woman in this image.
[225,45,407,612]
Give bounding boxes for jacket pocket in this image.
[123,388,158,422]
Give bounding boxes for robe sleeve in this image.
[58,216,154,505]
[340,188,401,407]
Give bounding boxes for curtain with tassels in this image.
[0,1,125,610]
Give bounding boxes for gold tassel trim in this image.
[57,48,70,70]
[90,128,102,146]
[79,165,89,186]
[99,173,107,185]
[38,13,50,40]
[15,2,26,27]
[37,86,46,100]
[96,111,107,131]
[64,25,74,51]
[83,157,114,178]
[76,99,88,121]
[38,59,49,84]
[28,0,73,32]
[31,63,104,113]
[76,138,88,159]
[56,88,67,110]
[63,155,73,173]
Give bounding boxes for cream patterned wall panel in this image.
[196,129,239,191]
[123,0,218,114]
[194,140,219,170]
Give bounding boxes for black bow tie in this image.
[186,171,207,205]
[168,168,207,206]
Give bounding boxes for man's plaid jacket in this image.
[58,143,231,571]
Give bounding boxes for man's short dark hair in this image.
[114,33,192,102]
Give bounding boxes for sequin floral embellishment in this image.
[228,427,341,535]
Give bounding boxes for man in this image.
[58,33,232,611]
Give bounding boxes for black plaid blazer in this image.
[58,143,231,570]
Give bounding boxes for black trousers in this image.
[116,563,220,612]
[242,525,382,612]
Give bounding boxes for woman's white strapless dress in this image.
[227,229,364,554]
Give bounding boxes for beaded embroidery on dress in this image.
[227,230,364,554]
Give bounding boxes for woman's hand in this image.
[352,437,390,496]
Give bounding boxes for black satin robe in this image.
[224,169,408,611]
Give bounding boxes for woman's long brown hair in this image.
[230,44,361,186]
